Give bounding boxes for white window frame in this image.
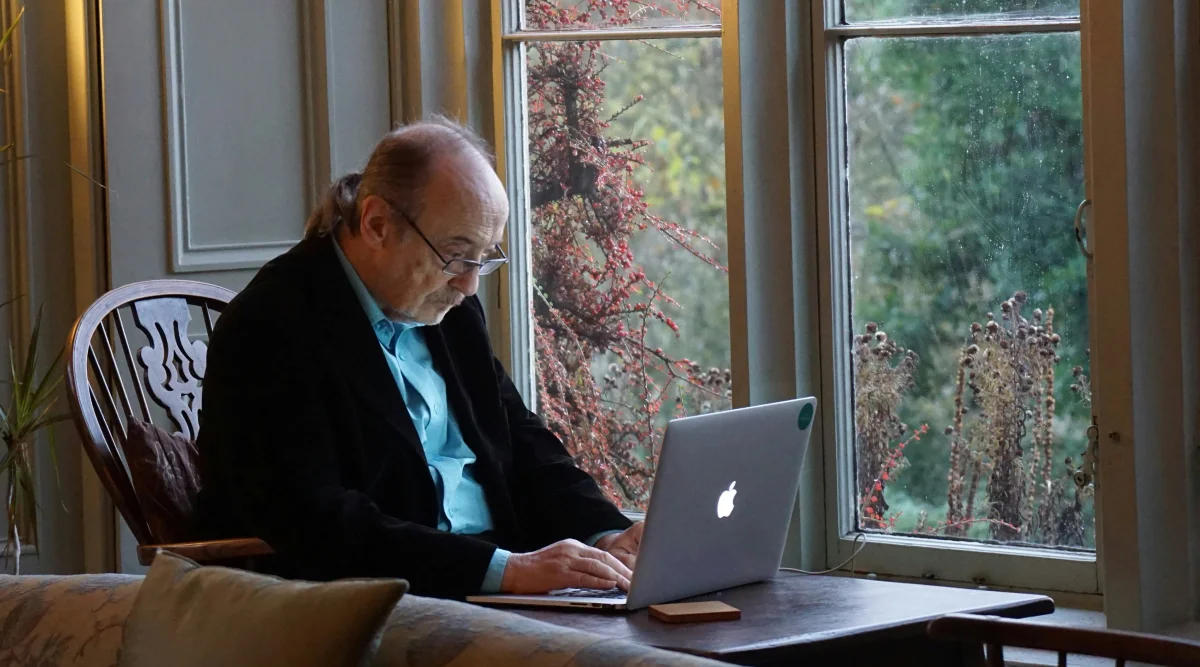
[487,0,1196,610]
[811,0,1100,596]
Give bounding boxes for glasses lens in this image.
[478,260,506,276]
[443,260,472,276]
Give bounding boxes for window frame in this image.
[491,0,1111,601]
[811,0,1100,596]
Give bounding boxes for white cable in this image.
[778,531,868,576]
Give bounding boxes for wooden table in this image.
[511,573,1054,665]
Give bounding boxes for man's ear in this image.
[358,195,392,248]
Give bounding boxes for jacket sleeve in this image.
[199,308,497,599]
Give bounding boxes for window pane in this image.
[523,0,719,31]
[845,33,1093,550]
[843,0,1078,23]
[524,33,729,510]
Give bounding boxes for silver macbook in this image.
[467,396,816,611]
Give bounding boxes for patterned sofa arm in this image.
[0,574,143,667]
[375,595,728,667]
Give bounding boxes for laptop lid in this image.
[625,397,816,610]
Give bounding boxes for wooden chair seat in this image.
[67,279,273,568]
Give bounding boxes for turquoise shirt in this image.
[333,241,510,592]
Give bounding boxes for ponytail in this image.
[303,171,363,239]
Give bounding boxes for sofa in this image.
[0,574,725,666]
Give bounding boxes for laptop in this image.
[467,396,816,611]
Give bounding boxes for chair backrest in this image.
[66,279,236,547]
[928,613,1200,667]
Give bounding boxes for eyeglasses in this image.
[397,209,508,277]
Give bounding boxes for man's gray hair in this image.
[303,116,495,239]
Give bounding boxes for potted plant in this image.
[1,298,68,574]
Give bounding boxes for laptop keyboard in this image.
[549,587,627,599]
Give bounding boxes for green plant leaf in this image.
[8,340,20,417]
[19,306,45,414]
[27,413,69,435]
[29,352,64,414]
[0,6,24,54]
[0,444,17,475]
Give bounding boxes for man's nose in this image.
[449,269,480,297]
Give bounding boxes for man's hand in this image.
[500,539,634,594]
[594,521,644,570]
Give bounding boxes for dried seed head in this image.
[1013,291,1028,304]
[944,425,955,434]
[1001,300,1013,313]
[987,321,999,333]
[971,322,983,333]
[865,322,878,333]
[966,344,979,355]
[875,331,888,343]
[1033,308,1043,321]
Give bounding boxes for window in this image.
[497,0,1102,595]
[817,0,1098,592]
[501,1,731,510]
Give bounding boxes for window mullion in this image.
[500,37,536,404]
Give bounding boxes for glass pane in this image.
[843,0,1078,23]
[524,34,729,510]
[524,0,719,31]
[845,34,1094,550]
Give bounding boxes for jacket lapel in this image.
[304,237,426,463]
[424,322,519,539]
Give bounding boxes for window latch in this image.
[1074,418,1099,489]
[1074,198,1093,260]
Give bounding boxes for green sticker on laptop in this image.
[797,403,814,430]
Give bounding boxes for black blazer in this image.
[196,235,630,598]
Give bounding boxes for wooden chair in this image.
[929,613,1200,667]
[66,279,273,566]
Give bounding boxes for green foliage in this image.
[598,37,729,378]
[846,20,1093,547]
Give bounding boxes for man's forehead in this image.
[422,158,508,245]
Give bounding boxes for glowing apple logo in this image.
[716,482,738,518]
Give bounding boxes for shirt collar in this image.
[332,237,420,347]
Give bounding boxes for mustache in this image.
[429,290,464,306]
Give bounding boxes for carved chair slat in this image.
[131,297,207,440]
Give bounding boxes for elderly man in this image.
[196,119,642,599]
